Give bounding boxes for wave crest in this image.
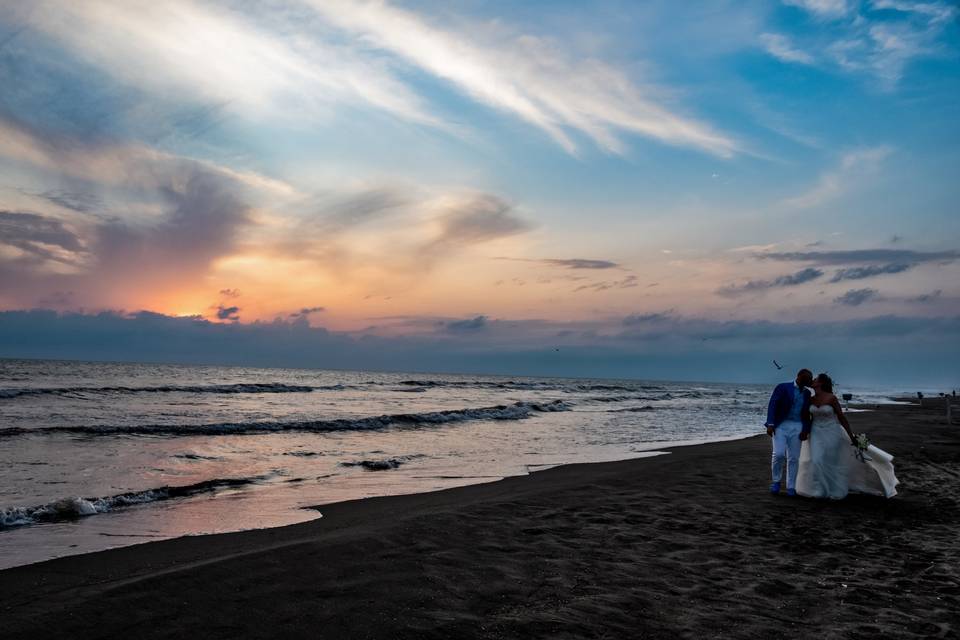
[0,478,260,530]
[0,400,572,439]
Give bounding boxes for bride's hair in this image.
[816,372,833,393]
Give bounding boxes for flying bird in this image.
[773,360,783,370]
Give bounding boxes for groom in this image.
[764,368,813,496]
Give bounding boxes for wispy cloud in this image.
[760,33,815,64]
[782,146,892,208]
[872,0,957,24]
[830,263,912,281]
[758,248,959,264]
[496,257,621,270]
[574,275,638,293]
[425,195,530,253]
[717,267,824,297]
[825,1,956,87]
[12,0,443,131]
[908,289,942,303]
[784,0,852,18]
[0,211,87,268]
[302,0,737,157]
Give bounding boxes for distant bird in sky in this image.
[773,359,783,370]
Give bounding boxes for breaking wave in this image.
[0,400,572,439]
[0,477,260,530]
[340,454,426,471]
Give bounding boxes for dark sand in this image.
[2,400,958,639]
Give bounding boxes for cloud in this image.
[540,258,620,269]
[830,263,912,281]
[717,267,824,296]
[623,310,676,326]
[783,0,851,18]
[219,289,241,298]
[782,146,892,209]
[426,195,530,251]
[908,289,942,303]
[820,1,957,87]
[443,315,488,331]
[758,249,958,265]
[0,133,253,309]
[835,288,880,306]
[496,257,621,270]
[11,0,443,133]
[288,306,326,320]
[872,0,957,24]
[302,0,737,157]
[32,190,104,215]
[2,309,957,385]
[760,33,815,64]
[0,210,87,266]
[314,187,412,233]
[574,275,638,293]
[216,305,241,321]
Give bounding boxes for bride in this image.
[796,373,899,499]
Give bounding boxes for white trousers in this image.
[771,420,802,490]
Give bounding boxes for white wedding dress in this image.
[796,404,899,499]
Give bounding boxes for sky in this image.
[0,0,958,385]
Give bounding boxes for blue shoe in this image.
[769,482,781,494]
[787,488,797,497]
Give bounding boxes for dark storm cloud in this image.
[834,288,879,306]
[830,264,912,282]
[716,267,823,297]
[758,249,958,265]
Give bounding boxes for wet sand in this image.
[2,399,958,639]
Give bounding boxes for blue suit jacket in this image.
[765,382,812,434]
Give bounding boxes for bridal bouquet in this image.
[853,433,871,462]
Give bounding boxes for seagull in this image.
[773,359,783,370]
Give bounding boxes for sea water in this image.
[0,358,904,569]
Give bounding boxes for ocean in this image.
[0,358,905,569]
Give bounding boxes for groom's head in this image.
[796,369,813,388]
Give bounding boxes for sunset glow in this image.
[1,1,958,382]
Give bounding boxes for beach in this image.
[2,399,957,639]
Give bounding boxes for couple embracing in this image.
[765,369,898,499]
